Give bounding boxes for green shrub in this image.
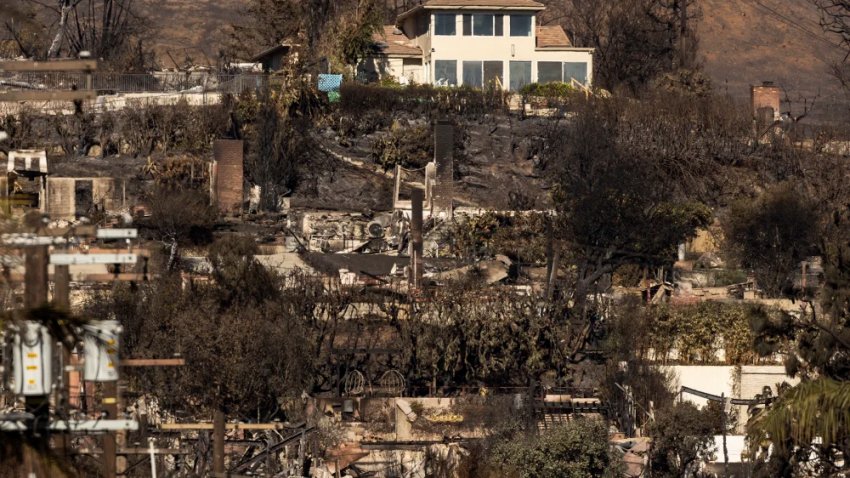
[646,302,758,364]
[338,83,507,118]
[379,75,403,88]
[519,82,576,98]
[713,268,748,287]
[489,418,623,478]
[444,212,548,263]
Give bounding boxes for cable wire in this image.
[751,0,843,53]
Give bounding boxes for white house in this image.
[367,0,594,90]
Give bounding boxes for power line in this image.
[762,0,828,31]
[751,0,843,50]
[745,0,843,70]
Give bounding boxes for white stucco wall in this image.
[403,10,593,89]
[428,13,537,63]
[739,365,799,401]
[668,365,736,408]
[666,365,799,433]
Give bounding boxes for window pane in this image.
[435,60,457,86]
[564,62,588,84]
[463,14,472,36]
[494,15,504,36]
[509,61,531,91]
[510,15,532,36]
[538,62,562,83]
[473,14,494,36]
[463,61,483,88]
[435,14,456,35]
[483,61,503,87]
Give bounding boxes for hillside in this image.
[698,0,847,114]
[140,0,849,107]
[139,0,243,68]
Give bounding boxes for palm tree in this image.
[749,378,850,474]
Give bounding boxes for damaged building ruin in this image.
[0,150,126,220]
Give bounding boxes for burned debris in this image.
[2,3,850,473]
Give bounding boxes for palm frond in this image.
[749,378,850,447]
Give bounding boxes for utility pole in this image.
[24,241,50,451]
[213,408,226,475]
[1,225,141,478]
[103,380,118,478]
[722,393,730,478]
[1,58,98,473]
[54,264,71,456]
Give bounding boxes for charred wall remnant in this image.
[433,120,453,218]
[211,139,244,214]
[48,178,75,220]
[47,178,125,220]
[74,180,94,217]
[410,189,424,288]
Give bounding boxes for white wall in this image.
[739,365,799,401]
[405,10,593,89]
[429,13,537,64]
[666,365,799,433]
[669,365,736,408]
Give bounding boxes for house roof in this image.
[421,0,544,7]
[372,25,422,58]
[250,43,294,62]
[399,0,544,22]
[536,25,572,49]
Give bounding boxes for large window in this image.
[564,62,588,84]
[461,61,504,88]
[484,61,504,87]
[435,60,457,86]
[434,14,456,36]
[537,61,562,83]
[463,14,503,36]
[473,14,493,35]
[463,61,483,88]
[509,61,532,91]
[510,15,532,36]
[535,61,589,85]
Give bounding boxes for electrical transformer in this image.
[10,321,54,396]
[83,320,121,382]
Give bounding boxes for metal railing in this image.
[0,72,268,94]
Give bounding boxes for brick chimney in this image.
[751,81,781,124]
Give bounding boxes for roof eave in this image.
[535,47,595,52]
[250,43,296,62]
[426,5,544,10]
[373,51,423,59]
[397,4,544,23]
[397,5,425,23]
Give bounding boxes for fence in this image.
[0,72,269,95]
